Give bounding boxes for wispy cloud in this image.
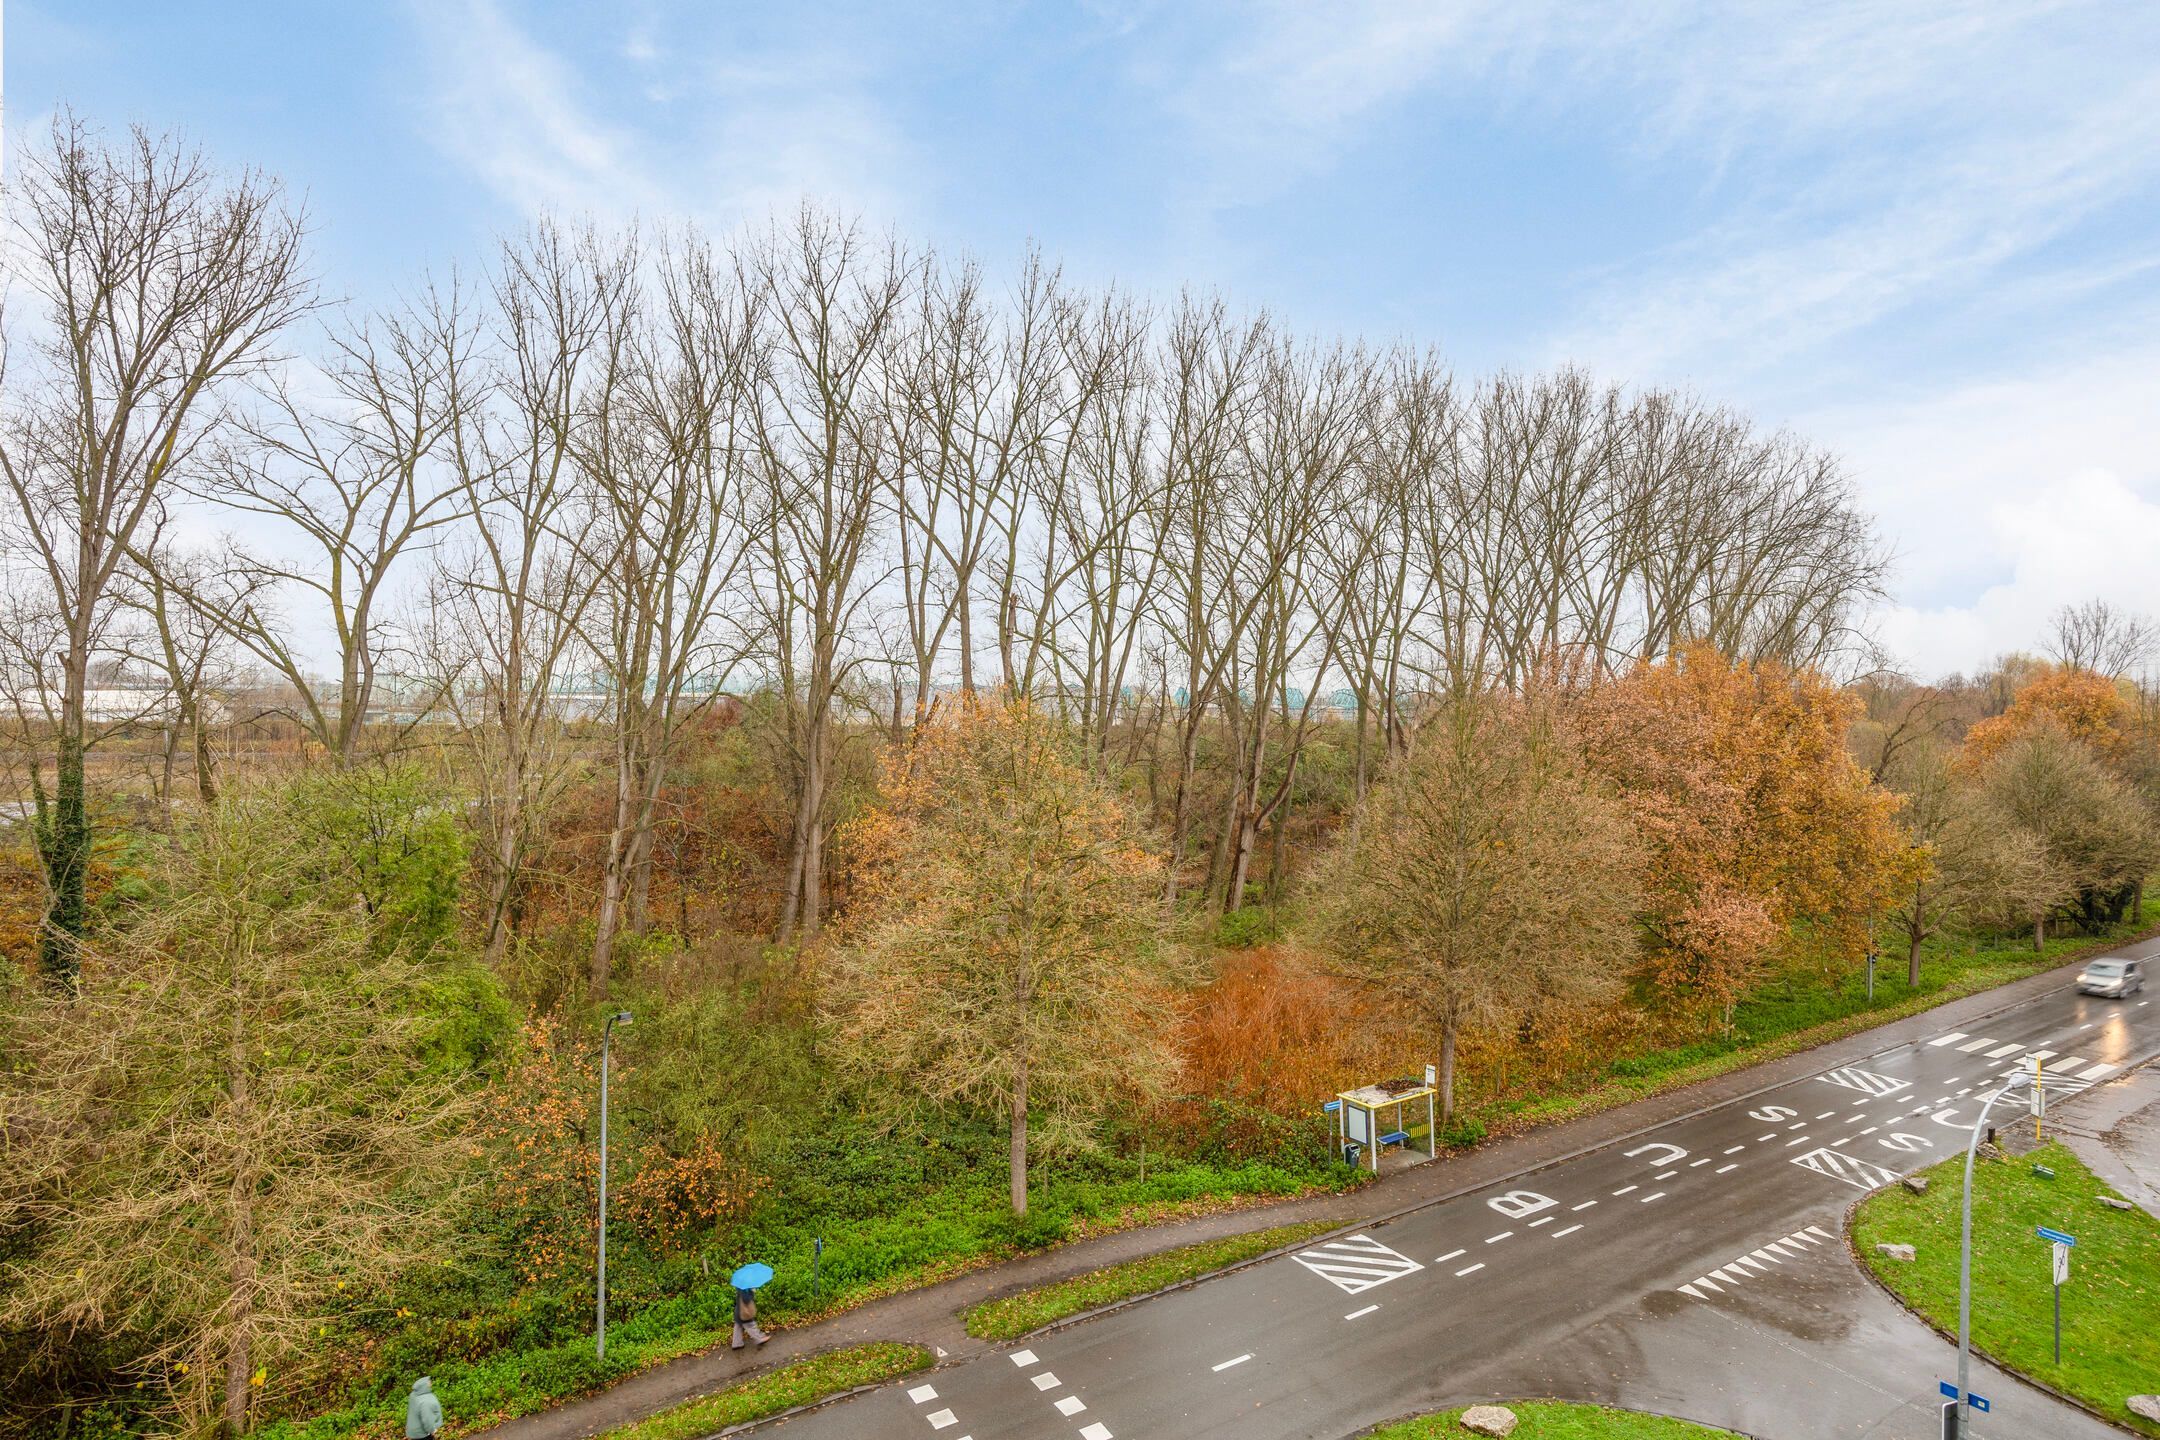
[408,0,663,222]
[404,0,917,234]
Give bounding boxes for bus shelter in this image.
[1334,1076,1438,1172]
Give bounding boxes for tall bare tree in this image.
[0,116,309,980]
[198,285,477,762]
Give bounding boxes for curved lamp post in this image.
[597,1010,632,1360]
[1954,1062,2035,1434]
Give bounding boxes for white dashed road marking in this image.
[1080,1425,1113,1440]
[927,1410,958,1430]
[1344,1304,1379,1320]
[1640,1191,1667,1203]
[1055,1396,1087,1416]
[1715,1163,1738,1173]
[1455,1262,1485,1276]
[1486,1231,1513,1243]
[1213,1354,1251,1372]
[909,1385,939,1403]
[1436,1248,1466,1263]
[1552,1224,1583,1238]
[1031,1373,1060,1391]
[1009,1349,1037,1367]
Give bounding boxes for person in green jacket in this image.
[405,1377,444,1440]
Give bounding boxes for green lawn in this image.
[1852,1142,2160,1437]
[1366,1401,1735,1437]
[963,1220,1336,1340]
[594,1342,932,1440]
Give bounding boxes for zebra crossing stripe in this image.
[1957,1037,1998,1052]
[1819,1066,1911,1097]
[1680,1225,1836,1300]
[1930,1032,1967,1047]
[1292,1234,1424,1295]
[1984,1043,2024,1058]
[2079,1061,2119,1081]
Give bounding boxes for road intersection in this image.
[774,939,2160,1440]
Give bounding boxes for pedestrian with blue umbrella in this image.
[730,1262,773,1350]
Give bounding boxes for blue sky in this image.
[13,1,2160,677]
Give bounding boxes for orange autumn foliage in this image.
[1169,948,1392,1138]
[1578,644,1914,1016]
[1963,665,2134,768]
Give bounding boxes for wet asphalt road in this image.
[771,936,2160,1440]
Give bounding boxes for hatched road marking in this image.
[1792,1146,1898,1189]
[1292,1234,1424,1295]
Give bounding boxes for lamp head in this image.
[612,1011,633,1026]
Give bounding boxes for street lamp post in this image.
[1954,1065,2034,1435]
[597,1010,632,1361]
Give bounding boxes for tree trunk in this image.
[39,703,90,983]
[1438,1020,1457,1131]
[779,707,828,943]
[1009,1056,1029,1216]
[1907,932,1924,988]
[223,1008,257,1436]
[2033,915,2045,952]
[193,703,219,803]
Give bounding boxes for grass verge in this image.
[963,1219,1336,1340]
[595,1342,932,1440]
[1366,1400,1735,1436]
[1851,1141,2160,1437]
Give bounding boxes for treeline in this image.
[3,117,1881,989]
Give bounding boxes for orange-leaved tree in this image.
[1312,688,1644,1127]
[1577,644,1913,1025]
[827,697,1179,1215]
[1963,664,2134,768]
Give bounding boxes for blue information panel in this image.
[1939,1382,1992,1413]
[2036,1226,2077,1246]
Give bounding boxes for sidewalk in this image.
[2049,1058,2160,1217]
[471,941,2156,1440]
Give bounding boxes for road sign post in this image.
[1955,1071,2034,1435]
[2038,1227,2075,1365]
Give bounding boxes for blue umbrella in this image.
[730,1262,774,1290]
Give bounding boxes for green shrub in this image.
[1214,905,1278,949]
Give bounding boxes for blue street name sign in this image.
[1322,1100,1342,1113]
[2036,1226,2077,1246]
[1939,1382,1992,1413]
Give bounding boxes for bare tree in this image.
[743,209,910,943]
[441,224,623,968]
[2046,599,2156,678]
[584,233,759,990]
[0,115,310,980]
[197,285,478,762]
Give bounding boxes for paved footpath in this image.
[476,935,2160,1440]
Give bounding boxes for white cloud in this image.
[1813,348,2160,677]
[404,2,916,236]
[409,0,663,222]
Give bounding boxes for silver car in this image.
[2076,959,2145,998]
